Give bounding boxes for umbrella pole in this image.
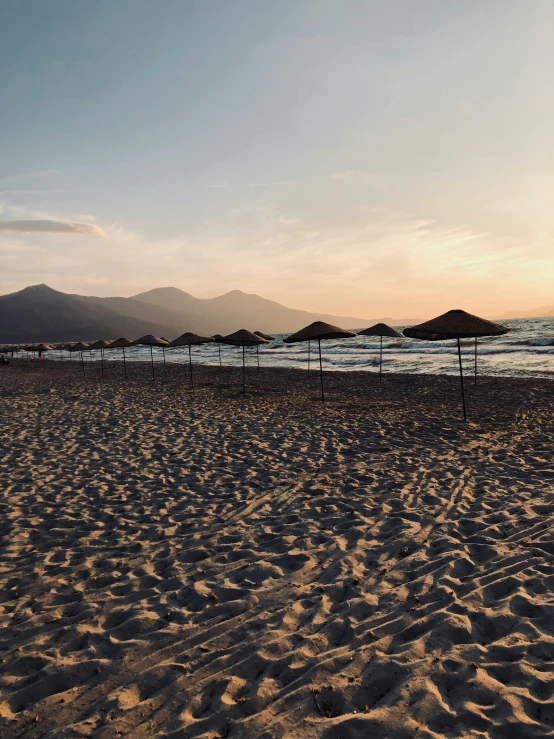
[150,345,155,381]
[122,347,127,380]
[474,337,477,385]
[257,345,260,373]
[308,340,310,372]
[218,343,221,370]
[242,344,246,394]
[162,346,166,373]
[380,336,383,380]
[318,338,324,402]
[100,348,104,378]
[189,344,193,389]
[81,351,85,378]
[457,338,467,421]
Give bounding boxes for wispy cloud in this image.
[0,219,106,238]
[1,204,552,316]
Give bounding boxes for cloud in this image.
[1,204,553,317]
[0,219,106,238]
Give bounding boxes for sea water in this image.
[101,317,554,379]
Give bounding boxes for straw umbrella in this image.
[88,340,110,378]
[284,321,356,402]
[254,331,275,373]
[403,309,511,420]
[63,343,75,362]
[34,343,53,371]
[53,343,65,362]
[168,332,214,388]
[357,323,402,380]
[69,342,89,377]
[106,338,133,379]
[219,329,269,393]
[131,335,169,381]
[212,335,223,371]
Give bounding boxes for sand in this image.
[1,359,553,739]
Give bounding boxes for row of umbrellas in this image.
[1,309,511,420]
[3,330,277,391]
[283,309,510,419]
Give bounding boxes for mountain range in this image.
[494,305,554,320]
[1,284,551,344]
[0,284,417,343]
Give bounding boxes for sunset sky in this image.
[1,0,553,318]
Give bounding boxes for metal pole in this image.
[162,346,166,371]
[379,336,383,380]
[318,338,324,402]
[218,343,221,370]
[150,345,155,381]
[457,338,467,421]
[122,347,127,380]
[257,345,260,373]
[81,351,85,378]
[189,344,193,388]
[100,347,104,378]
[474,337,477,385]
[242,344,246,393]
[308,340,310,372]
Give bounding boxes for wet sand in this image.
[1,360,553,738]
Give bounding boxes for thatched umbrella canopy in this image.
[106,337,133,379]
[168,332,214,388]
[88,339,110,378]
[253,331,276,372]
[131,335,169,381]
[33,343,53,370]
[219,329,269,393]
[212,334,224,370]
[53,343,67,361]
[357,323,402,380]
[403,309,511,420]
[24,345,40,360]
[254,331,275,340]
[2,345,20,358]
[284,321,356,402]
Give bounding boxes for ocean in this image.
[103,317,554,379]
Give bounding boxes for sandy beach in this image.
[1,360,553,739]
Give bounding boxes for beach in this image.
[1,362,553,738]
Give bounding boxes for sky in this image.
[1,0,553,319]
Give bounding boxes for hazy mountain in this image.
[132,287,402,334]
[494,305,554,320]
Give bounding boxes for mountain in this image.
[0,284,190,343]
[0,283,419,344]
[132,287,404,334]
[494,305,554,320]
